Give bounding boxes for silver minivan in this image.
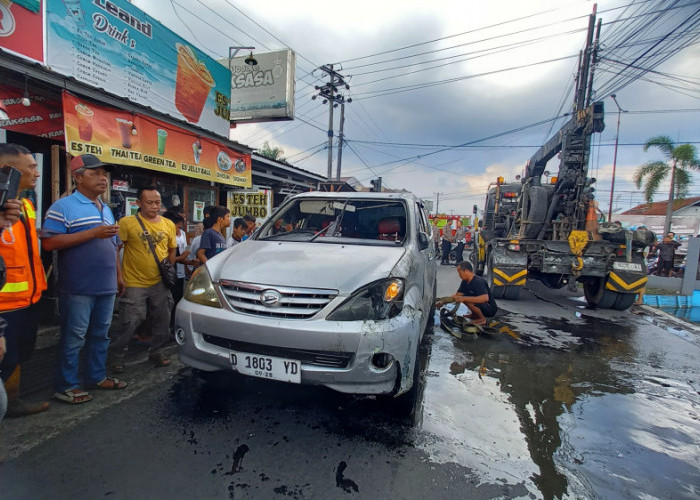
[175,191,437,409]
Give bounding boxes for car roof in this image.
[290,191,420,202]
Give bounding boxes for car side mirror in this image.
[418,232,429,250]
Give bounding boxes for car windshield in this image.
[257,198,408,245]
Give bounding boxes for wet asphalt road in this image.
[2,262,699,499]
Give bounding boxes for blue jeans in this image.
[56,293,116,392]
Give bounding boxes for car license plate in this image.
[230,351,301,384]
[613,261,643,272]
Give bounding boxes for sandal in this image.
[149,354,171,368]
[53,389,93,405]
[89,377,128,390]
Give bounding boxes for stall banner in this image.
[0,84,63,138]
[227,187,272,223]
[63,91,142,166]
[46,0,231,137]
[0,0,44,62]
[63,91,252,188]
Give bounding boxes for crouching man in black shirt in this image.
[438,261,498,325]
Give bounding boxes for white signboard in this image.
[219,49,296,123]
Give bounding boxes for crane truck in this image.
[471,7,651,310]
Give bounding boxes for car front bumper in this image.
[174,299,422,395]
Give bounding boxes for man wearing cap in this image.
[41,154,127,405]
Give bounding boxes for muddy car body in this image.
[175,191,437,404]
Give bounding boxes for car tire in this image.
[425,283,437,335]
[389,342,422,419]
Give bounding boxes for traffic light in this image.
[370,177,382,192]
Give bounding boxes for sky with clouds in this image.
[130,0,700,216]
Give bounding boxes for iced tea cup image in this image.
[192,140,202,165]
[157,129,168,155]
[75,103,94,141]
[174,43,215,123]
[116,118,133,148]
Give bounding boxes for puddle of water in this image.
[422,307,699,499]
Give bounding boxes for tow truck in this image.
[471,7,651,310]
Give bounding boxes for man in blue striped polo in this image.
[41,154,128,405]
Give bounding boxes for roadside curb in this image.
[632,304,700,334]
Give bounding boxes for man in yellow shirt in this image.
[109,186,176,371]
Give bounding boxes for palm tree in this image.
[633,136,699,234]
[257,141,286,162]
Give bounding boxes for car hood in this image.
[210,241,406,291]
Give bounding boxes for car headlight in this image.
[183,267,223,308]
[327,278,404,321]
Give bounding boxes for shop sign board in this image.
[227,187,272,223]
[46,0,231,137]
[0,84,63,138]
[220,49,296,123]
[124,197,138,215]
[0,0,43,62]
[63,91,252,188]
[112,179,129,191]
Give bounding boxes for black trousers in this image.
[0,303,42,382]
[441,240,452,262]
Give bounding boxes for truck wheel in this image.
[598,290,617,309]
[471,249,483,276]
[486,253,505,299]
[583,280,601,306]
[612,292,636,311]
[583,278,615,309]
[503,285,521,300]
[524,186,548,239]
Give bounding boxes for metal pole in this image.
[326,68,335,180]
[608,94,624,222]
[336,99,345,180]
[435,193,440,215]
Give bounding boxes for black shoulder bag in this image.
[135,214,177,289]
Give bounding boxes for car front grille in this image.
[218,280,338,319]
[202,335,353,368]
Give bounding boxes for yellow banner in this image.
[63,91,251,187]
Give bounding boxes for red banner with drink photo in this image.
[62,91,251,187]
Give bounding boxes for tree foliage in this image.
[258,141,286,162]
[634,135,699,233]
[633,136,699,204]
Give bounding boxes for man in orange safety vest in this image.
[0,143,49,417]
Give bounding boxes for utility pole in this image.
[312,65,350,180]
[608,93,626,222]
[434,192,440,215]
[336,97,347,180]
